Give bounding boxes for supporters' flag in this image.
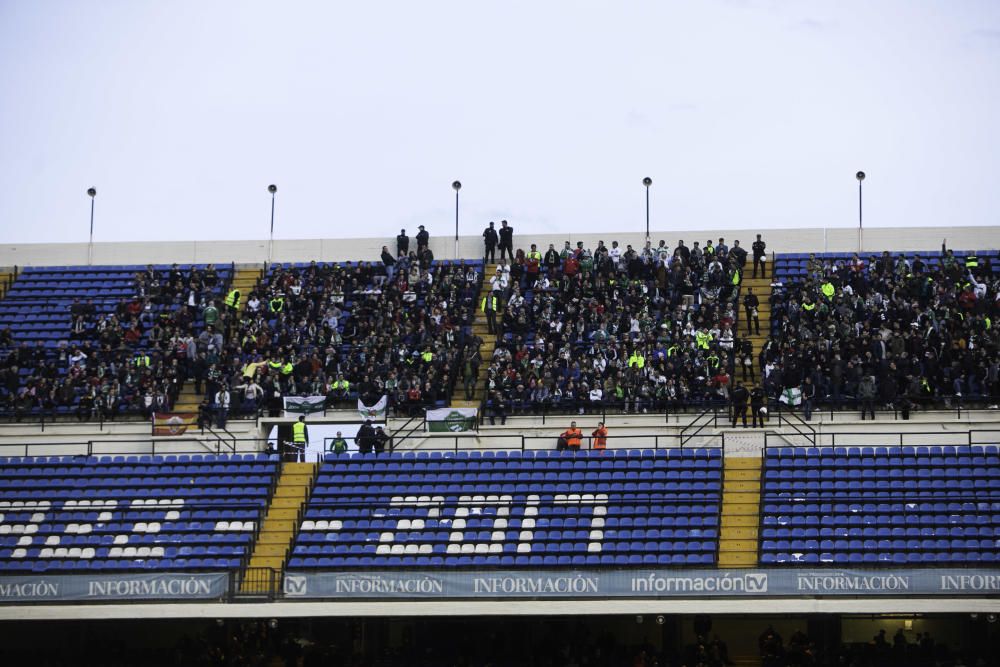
[283,395,327,415]
[358,395,388,421]
[779,387,802,406]
[152,412,197,436]
[427,407,478,433]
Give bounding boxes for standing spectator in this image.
[328,431,348,455]
[743,288,760,335]
[543,243,561,273]
[374,426,390,454]
[396,229,409,257]
[801,377,815,421]
[416,225,429,254]
[731,381,749,427]
[355,419,376,454]
[752,234,767,278]
[498,220,514,263]
[731,240,748,271]
[482,222,498,263]
[591,421,608,450]
[858,374,877,420]
[380,246,396,284]
[214,384,231,429]
[751,385,766,428]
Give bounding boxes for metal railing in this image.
[231,567,279,600]
[762,429,1000,451]
[324,432,725,458]
[0,436,268,459]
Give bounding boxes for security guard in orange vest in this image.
[560,421,583,450]
[591,422,608,450]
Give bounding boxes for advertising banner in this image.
[283,568,1000,599]
[0,571,229,603]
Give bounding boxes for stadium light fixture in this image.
[268,184,278,264]
[642,177,653,241]
[856,171,865,253]
[452,180,462,259]
[87,187,97,266]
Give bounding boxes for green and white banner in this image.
[427,407,478,432]
[358,395,388,421]
[283,395,327,415]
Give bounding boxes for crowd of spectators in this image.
[480,236,755,419]
[762,245,1000,418]
[757,623,988,667]
[209,250,482,418]
[0,263,225,421]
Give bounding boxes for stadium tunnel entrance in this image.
[2,613,1000,665]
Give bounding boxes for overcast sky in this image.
[1,0,998,245]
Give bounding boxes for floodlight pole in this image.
[87,187,97,265]
[856,171,865,253]
[642,177,652,242]
[267,184,277,263]
[452,181,462,259]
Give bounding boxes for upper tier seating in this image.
[0,453,278,572]
[0,264,232,419]
[763,248,1000,408]
[484,239,747,417]
[760,445,1000,565]
[288,448,722,569]
[226,259,482,414]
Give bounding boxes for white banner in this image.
[779,387,802,406]
[358,395,388,420]
[426,407,478,432]
[283,395,327,414]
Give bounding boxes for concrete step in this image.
[721,526,758,539]
[718,552,759,567]
[721,514,759,527]
[724,480,761,492]
[721,502,760,516]
[251,543,289,558]
[724,457,762,470]
[726,468,762,481]
[247,556,284,570]
[719,538,757,552]
[257,531,295,544]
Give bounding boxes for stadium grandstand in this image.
[0,226,999,666]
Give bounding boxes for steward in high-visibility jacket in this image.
[134,353,151,368]
[628,351,645,369]
[292,416,308,446]
[224,289,241,310]
[966,255,979,269]
[269,296,284,313]
[821,281,835,299]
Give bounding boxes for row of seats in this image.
[761,445,1000,564]
[0,454,277,572]
[291,449,723,569]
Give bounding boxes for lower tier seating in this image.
[288,448,722,569]
[0,453,279,572]
[760,445,1000,564]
